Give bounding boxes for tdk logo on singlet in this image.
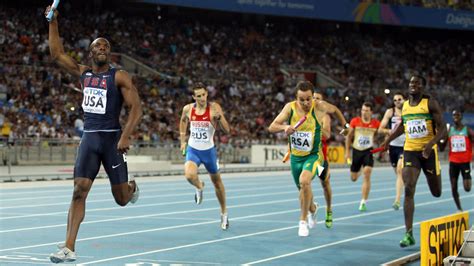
[291,132,311,147]
[84,88,105,97]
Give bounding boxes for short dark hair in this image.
[192,82,207,92]
[295,81,314,94]
[412,75,426,87]
[362,102,373,110]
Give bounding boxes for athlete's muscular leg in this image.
[65,177,93,251]
[320,170,332,212]
[395,158,404,203]
[464,179,472,192]
[450,168,462,211]
[402,167,421,232]
[111,180,136,206]
[299,170,314,221]
[462,165,472,192]
[361,166,372,200]
[424,172,442,198]
[185,161,204,189]
[210,173,227,214]
[350,171,361,182]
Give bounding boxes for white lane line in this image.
[0,260,51,265]
[0,177,397,213]
[243,207,474,265]
[139,258,222,265]
[12,251,94,258]
[0,184,404,232]
[77,197,469,265]
[0,172,298,195]
[0,182,293,208]
[0,166,398,199]
[2,191,466,255]
[0,178,295,202]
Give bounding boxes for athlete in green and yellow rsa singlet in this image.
[288,101,325,178]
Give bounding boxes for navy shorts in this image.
[185,146,219,174]
[389,145,404,168]
[74,131,128,185]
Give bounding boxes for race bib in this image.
[82,87,107,114]
[407,119,428,139]
[357,135,372,149]
[190,121,211,143]
[451,136,466,152]
[290,131,313,152]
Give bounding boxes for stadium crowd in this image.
[1,5,473,148]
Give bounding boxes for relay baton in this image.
[282,115,307,163]
[46,0,60,22]
[370,147,384,154]
[293,115,307,129]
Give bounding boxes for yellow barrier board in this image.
[327,146,345,164]
[420,212,469,266]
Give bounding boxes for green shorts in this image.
[290,153,328,189]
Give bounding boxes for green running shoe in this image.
[392,201,401,210]
[400,231,415,248]
[359,203,367,212]
[325,211,333,228]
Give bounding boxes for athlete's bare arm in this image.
[382,121,404,151]
[211,102,230,134]
[322,115,331,139]
[45,7,87,77]
[378,109,394,135]
[345,126,354,160]
[268,103,293,135]
[315,100,348,136]
[425,98,447,158]
[116,70,142,154]
[468,127,474,143]
[179,104,191,151]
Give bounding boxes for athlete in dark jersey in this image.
[46,7,142,263]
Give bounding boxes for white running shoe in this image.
[221,213,229,230]
[129,176,139,204]
[195,181,204,205]
[50,247,76,263]
[298,220,309,237]
[307,202,319,229]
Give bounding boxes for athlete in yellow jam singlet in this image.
[383,75,446,248]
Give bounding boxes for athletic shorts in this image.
[74,131,128,185]
[350,148,374,173]
[186,146,219,174]
[389,145,404,168]
[290,153,328,189]
[449,162,472,181]
[403,149,441,178]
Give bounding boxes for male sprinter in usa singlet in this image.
[180,82,231,230]
[45,6,142,263]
